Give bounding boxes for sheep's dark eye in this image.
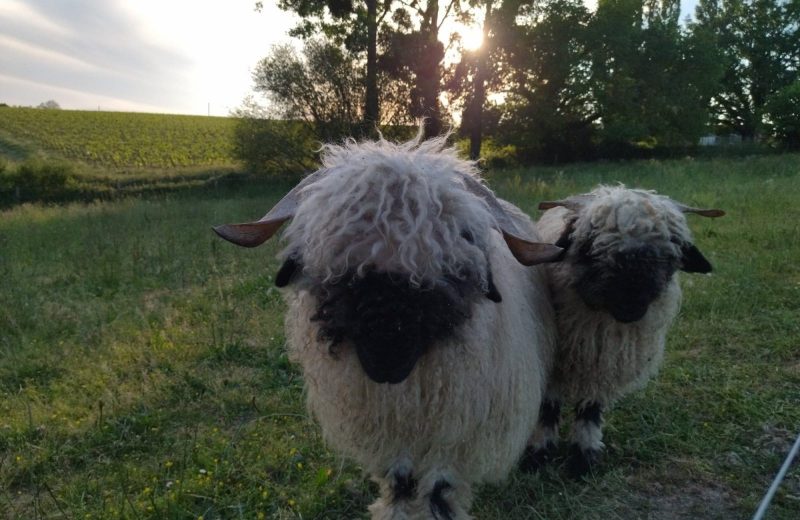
[460,229,474,244]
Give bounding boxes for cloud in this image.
[0,0,195,111]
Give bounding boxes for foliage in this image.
[2,154,799,518]
[36,100,61,110]
[0,159,77,203]
[231,100,317,177]
[589,0,720,151]
[487,0,722,162]
[252,40,366,141]
[765,80,800,149]
[493,0,595,162]
[692,0,800,140]
[0,107,236,168]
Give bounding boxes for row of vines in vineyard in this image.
[0,107,236,168]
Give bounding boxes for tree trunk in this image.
[420,1,443,139]
[468,1,493,160]
[364,0,379,135]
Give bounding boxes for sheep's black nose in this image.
[610,303,649,323]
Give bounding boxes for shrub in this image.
[765,81,800,150]
[1,159,76,202]
[231,118,317,177]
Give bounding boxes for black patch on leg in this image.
[540,399,562,428]
[575,402,602,426]
[519,442,558,473]
[566,443,601,480]
[519,400,561,472]
[429,480,454,520]
[391,471,417,503]
[568,403,604,479]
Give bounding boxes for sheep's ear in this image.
[456,174,564,265]
[275,257,302,287]
[502,231,564,265]
[681,244,713,273]
[213,218,290,248]
[485,269,502,303]
[212,169,327,247]
[538,195,593,212]
[673,202,726,218]
[553,219,576,250]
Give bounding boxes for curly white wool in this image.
[282,135,494,289]
[574,186,690,265]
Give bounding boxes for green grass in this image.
[1,153,799,519]
[0,107,236,169]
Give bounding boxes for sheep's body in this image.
[536,205,681,406]
[216,134,558,518]
[286,225,553,517]
[526,186,720,477]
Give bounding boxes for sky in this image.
[0,0,299,115]
[0,0,700,117]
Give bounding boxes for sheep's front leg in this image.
[414,470,472,520]
[567,401,604,478]
[520,398,561,472]
[369,457,417,520]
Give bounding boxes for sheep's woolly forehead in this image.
[574,186,693,260]
[282,136,495,286]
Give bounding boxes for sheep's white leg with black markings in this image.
[369,455,417,520]
[413,469,473,520]
[520,397,561,472]
[567,401,605,478]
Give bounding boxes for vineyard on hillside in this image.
[0,107,236,168]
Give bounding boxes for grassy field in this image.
[0,108,247,207]
[1,153,799,519]
[0,107,236,169]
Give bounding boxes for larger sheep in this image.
[523,185,724,477]
[214,133,561,519]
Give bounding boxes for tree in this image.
[585,0,720,154]
[693,0,800,140]
[251,40,365,140]
[765,80,800,149]
[454,0,496,160]
[380,1,454,138]
[269,0,394,135]
[37,100,60,109]
[492,0,596,162]
[230,96,317,175]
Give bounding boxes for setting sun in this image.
[458,23,484,51]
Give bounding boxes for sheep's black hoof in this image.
[429,480,454,520]
[519,442,557,473]
[566,443,601,480]
[390,469,417,503]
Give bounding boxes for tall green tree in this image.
[266,1,394,135]
[492,0,596,162]
[588,0,719,152]
[693,0,800,140]
[765,80,800,148]
[382,1,467,138]
[453,0,497,160]
[251,40,365,140]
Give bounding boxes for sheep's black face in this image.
[310,271,476,384]
[573,243,678,324]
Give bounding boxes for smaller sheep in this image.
[522,185,724,477]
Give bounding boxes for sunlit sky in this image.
[0,0,699,117]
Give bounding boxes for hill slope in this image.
[0,107,236,168]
